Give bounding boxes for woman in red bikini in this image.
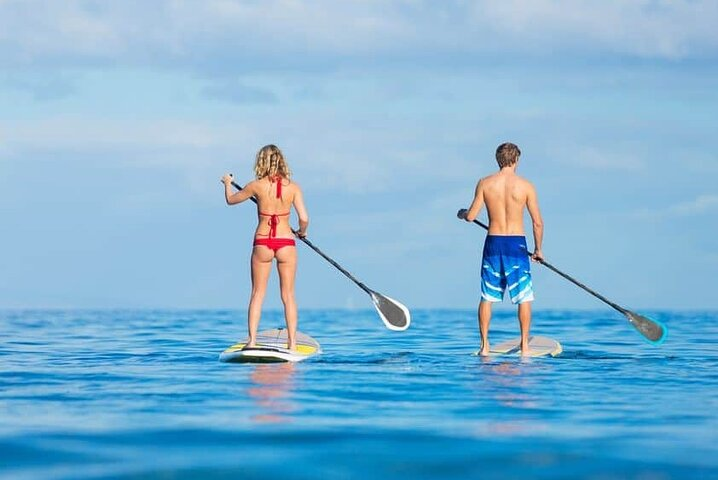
[221,144,309,351]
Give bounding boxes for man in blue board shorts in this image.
[460,142,544,356]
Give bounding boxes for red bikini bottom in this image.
[253,237,296,252]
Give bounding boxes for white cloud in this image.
[0,114,482,194]
[476,0,718,59]
[667,194,718,216]
[0,0,716,72]
[202,80,278,104]
[1,117,229,152]
[551,146,645,171]
[631,194,718,220]
[1,72,78,101]
[688,155,718,174]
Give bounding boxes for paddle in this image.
[226,176,411,331]
[456,209,667,345]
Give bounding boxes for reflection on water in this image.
[470,359,549,437]
[247,363,297,424]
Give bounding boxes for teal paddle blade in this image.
[626,311,667,345]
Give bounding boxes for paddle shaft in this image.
[469,218,628,315]
[229,180,374,296]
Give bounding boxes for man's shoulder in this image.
[514,174,535,188]
[480,172,500,184]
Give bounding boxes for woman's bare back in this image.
[252,177,294,238]
[249,176,309,239]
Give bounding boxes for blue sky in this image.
[1,0,717,310]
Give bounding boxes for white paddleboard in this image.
[219,328,321,363]
[474,335,562,358]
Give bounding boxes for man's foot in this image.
[478,344,491,356]
[520,342,531,357]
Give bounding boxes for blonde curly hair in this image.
[254,144,291,180]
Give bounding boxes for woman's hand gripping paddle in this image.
[456,209,667,345]
[226,176,411,331]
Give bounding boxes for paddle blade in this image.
[625,311,667,345]
[370,292,411,331]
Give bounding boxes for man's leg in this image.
[478,300,493,356]
[518,301,531,354]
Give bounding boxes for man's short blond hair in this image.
[496,142,521,168]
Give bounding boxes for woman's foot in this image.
[478,343,490,356]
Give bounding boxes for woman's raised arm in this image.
[222,174,255,205]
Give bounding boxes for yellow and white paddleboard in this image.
[474,335,562,358]
[219,328,321,364]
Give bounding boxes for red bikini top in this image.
[258,176,289,238]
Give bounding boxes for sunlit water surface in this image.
[1,309,716,479]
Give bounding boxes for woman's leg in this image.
[275,246,298,350]
[247,246,274,347]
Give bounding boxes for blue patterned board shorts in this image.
[481,235,534,304]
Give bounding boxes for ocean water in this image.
[1,309,717,479]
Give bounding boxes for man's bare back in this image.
[466,170,543,253]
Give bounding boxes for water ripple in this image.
[1,309,716,479]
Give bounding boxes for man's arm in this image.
[222,175,256,205]
[464,179,484,221]
[526,182,544,260]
